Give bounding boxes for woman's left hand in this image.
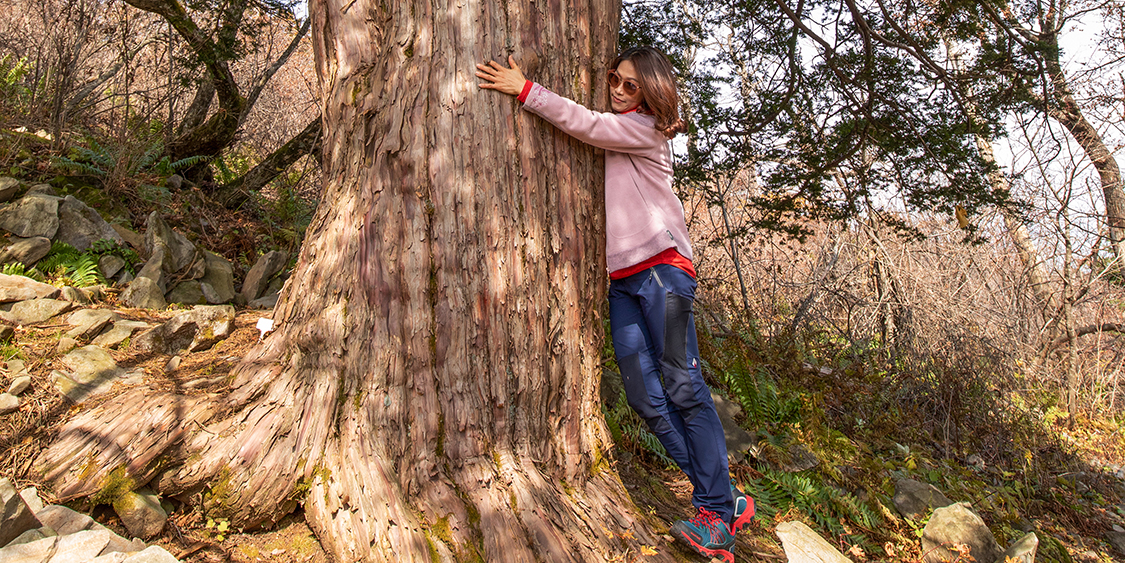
[476,56,527,96]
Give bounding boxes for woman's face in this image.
[610,59,644,113]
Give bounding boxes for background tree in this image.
[33,0,686,561]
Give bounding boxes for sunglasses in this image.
[608,70,641,96]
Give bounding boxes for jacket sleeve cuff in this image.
[517,80,533,103]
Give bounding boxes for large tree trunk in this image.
[35,0,676,561]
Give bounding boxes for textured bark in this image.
[219,117,322,209]
[36,0,676,561]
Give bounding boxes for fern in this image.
[52,156,106,177]
[1,262,43,282]
[746,468,882,537]
[34,242,107,287]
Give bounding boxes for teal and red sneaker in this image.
[670,507,736,563]
[730,482,755,533]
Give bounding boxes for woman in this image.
[476,47,753,563]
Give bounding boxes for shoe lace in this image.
[689,508,725,538]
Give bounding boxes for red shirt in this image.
[610,247,696,280]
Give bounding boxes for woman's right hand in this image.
[476,56,527,97]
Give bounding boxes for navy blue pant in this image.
[609,264,734,524]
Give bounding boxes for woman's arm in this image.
[476,59,663,154]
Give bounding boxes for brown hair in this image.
[611,47,686,138]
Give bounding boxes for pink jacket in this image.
[520,82,693,273]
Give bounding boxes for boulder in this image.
[1,478,41,546]
[25,184,58,198]
[65,309,118,340]
[112,489,167,539]
[0,273,60,302]
[34,504,103,535]
[19,487,44,514]
[56,338,78,355]
[7,375,31,396]
[922,503,1003,563]
[111,224,145,253]
[62,345,124,386]
[119,252,167,310]
[98,255,126,280]
[143,212,197,274]
[1001,532,1038,563]
[0,194,59,238]
[55,195,125,251]
[712,391,758,463]
[0,298,76,325]
[0,177,19,203]
[6,526,53,546]
[92,320,151,349]
[47,528,114,562]
[0,236,51,266]
[79,285,107,302]
[0,534,57,562]
[248,291,280,310]
[59,286,90,305]
[120,545,181,562]
[166,280,205,305]
[775,521,852,563]
[131,305,235,354]
[894,479,954,520]
[241,250,287,302]
[199,251,235,304]
[0,393,17,415]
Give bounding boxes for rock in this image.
[65,309,118,340]
[19,488,43,514]
[90,552,130,563]
[711,391,758,463]
[143,212,197,274]
[79,285,107,302]
[0,534,57,562]
[34,504,102,535]
[166,174,183,190]
[0,273,60,302]
[0,325,13,343]
[0,393,18,415]
[25,184,58,198]
[111,224,145,252]
[58,286,90,305]
[894,479,954,520]
[112,489,167,540]
[775,521,852,563]
[241,250,287,302]
[98,255,126,280]
[0,177,19,203]
[55,195,125,251]
[199,251,235,304]
[120,275,166,310]
[47,528,114,562]
[6,359,23,374]
[1,478,41,546]
[164,356,181,374]
[116,270,134,287]
[63,345,123,386]
[56,337,78,355]
[922,503,1003,563]
[121,545,180,562]
[92,320,150,349]
[0,236,51,266]
[1001,532,1038,563]
[7,375,30,396]
[131,305,236,354]
[1108,531,1125,555]
[165,280,205,305]
[0,194,59,238]
[6,526,51,546]
[248,291,280,310]
[780,443,820,472]
[0,299,76,325]
[265,273,286,295]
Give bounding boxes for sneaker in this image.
[730,481,755,533]
[670,507,736,563]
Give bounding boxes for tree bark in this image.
[35,0,676,561]
[218,117,322,209]
[1042,29,1125,260]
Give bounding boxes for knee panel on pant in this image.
[662,291,702,412]
[617,352,663,422]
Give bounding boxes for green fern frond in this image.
[52,156,106,177]
[168,154,208,171]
